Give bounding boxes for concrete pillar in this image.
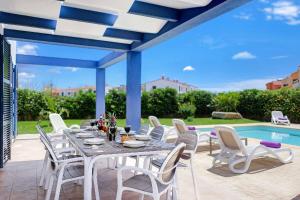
[96,68,105,118]
[126,51,141,131]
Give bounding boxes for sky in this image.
[17,0,300,92]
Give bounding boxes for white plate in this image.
[120,131,136,135]
[84,138,105,145]
[134,135,151,141]
[76,132,94,138]
[123,140,145,148]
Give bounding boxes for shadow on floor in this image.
[207,157,285,177]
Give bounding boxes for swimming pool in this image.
[199,126,300,146]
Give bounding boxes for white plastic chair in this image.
[37,125,99,200]
[152,130,200,200]
[213,125,294,174]
[271,111,290,125]
[172,118,210,144]
[49,113,80,134]
[116,143,186,200]
[37,124,73,188]
[149,116,175,141]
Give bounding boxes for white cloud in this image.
[65,67,79,72]
[263,1,300,25]
[183,66,195,71]
[18,72,35,79]
[202,78,275,92]
[17,44,38,55]
[271,55,288,59]
[232,51,256,60]
[234,13,252,20]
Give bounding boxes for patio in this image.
[1,135,299,200]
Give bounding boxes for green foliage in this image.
[105,89,126,118]
[178,103,196,119]
[17,87,300,123]
[148,88,178,117]
[141,91,150,117]
[179,90,214,117]
[18,89,48,120]
[212,92,240,112]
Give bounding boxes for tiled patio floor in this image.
[1,135,300,200]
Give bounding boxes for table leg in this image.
[84,157,92,200]
[209,137,212,155]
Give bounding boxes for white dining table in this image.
[64,130,175,200]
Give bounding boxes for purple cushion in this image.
[260,141,281,148]
[278,117,288,120]
[188,126,196,131]
[210,130,217,137]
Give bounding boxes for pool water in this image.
[199,126,300,146]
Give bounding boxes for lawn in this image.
[17,118,260,134]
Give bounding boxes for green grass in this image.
[17,118,261,134]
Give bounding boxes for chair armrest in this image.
[69,125,80,129]
[57,156,84,164]
[55,147,76,154]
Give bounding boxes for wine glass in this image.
[124,125,131,134]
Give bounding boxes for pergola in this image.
[0,0,250,166]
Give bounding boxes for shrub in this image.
[141,91,150,117]
[212,92,240,112]
[18,89,48,120]
[148,88,178,117]
[105,89,126,118]
[178,103,196,119]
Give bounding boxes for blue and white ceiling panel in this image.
[0,0,61,19]
[139,0,213,9]
[1,0,246,52]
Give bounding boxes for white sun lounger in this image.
[49,113,80,135]
[271,111,290,125]
[212,125,294,174]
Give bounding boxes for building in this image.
[266,66,300,90]
[143,76,198,93]
[47,85,113,96]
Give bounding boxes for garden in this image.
[17,87,300,134]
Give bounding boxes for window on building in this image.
[152,86,157,89]
[61,92,64,96]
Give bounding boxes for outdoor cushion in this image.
[278,117,288,120]
[260,141,281,148]
[188,126,196,130]
[210,130,217,136]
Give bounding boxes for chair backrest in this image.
[172,119,187,134]
[36,125,59,164]
[149,116,161,128]
[149,126,165,141]
[214,125,247,155]
[49,113,68,134]
[176,131,198,153]
[159,143,186,183]
[272,111,284,119]
[140,124,150,135]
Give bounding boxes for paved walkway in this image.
[1,131,300,200]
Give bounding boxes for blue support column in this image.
[126,51,141,131]
[96,68,105,118]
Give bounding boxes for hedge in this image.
[17,88,300,123]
